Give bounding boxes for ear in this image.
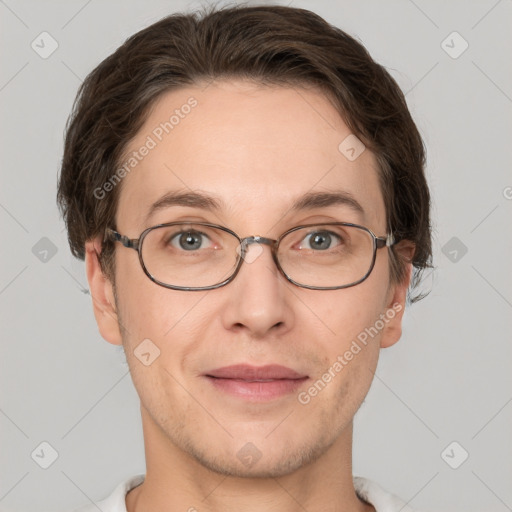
[84,237,123,346]
[380,241,415,349]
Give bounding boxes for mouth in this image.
[202,364,309,401]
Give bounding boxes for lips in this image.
[202,364,309,401]
[204,364,307,381]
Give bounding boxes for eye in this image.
[298,230,344,251]
[168,230,214,251]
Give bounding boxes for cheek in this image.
[114,277,214,394]
[114,250,206,340]
[115,283,207,414]
[119,290,206,345]
[317,285,387,341]
[308,283,388,392]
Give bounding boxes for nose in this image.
[220,235,293,338]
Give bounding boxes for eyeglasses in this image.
[104,221,396,291]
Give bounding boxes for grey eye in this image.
[300,231,343,251]
[168,230,212,251]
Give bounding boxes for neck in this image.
[126,405,374,512]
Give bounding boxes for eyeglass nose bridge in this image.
[239,235,278,256]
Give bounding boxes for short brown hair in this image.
[57,3,432,303]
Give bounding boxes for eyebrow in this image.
[144,189,365,224]
[289,190,364,216]
[144,191,223,224]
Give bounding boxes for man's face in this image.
[88,80,408,477]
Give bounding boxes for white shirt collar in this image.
[75,474,419,512]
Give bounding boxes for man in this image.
[58,4,432,511]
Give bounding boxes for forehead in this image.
[115,80,385,234]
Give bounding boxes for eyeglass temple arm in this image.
[376,233,397,249]
[104,228,140,251]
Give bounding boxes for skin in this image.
[85,79,414,512]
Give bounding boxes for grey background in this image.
[1,0,511,511]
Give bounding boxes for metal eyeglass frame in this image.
[104,221,396,291]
